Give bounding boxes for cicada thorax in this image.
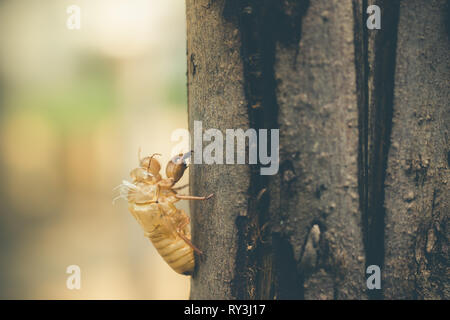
[130,167,161,184]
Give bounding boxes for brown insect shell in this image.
[127,182,157,205]
[128,201,167,234]
[166,154,187,183]
[157,183,179,203]
[127,182,173,232]
[140,156,161,176]
[130,167,161,184]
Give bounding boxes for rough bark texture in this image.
[383,0,449,299]
[269,0,366,300]
[360,0,401,300]
[187,0,250,299]
[187,0,449,300]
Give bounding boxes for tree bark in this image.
[383,0,449,299]
[186,0,449,300]
[187,0,250,299]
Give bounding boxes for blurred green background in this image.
[0,0,191,299]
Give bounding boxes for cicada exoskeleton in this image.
[115,151,212,275]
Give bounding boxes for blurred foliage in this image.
[0,0,190,299]
[7,56,117,133]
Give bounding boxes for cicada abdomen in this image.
[115,152,212,276]
[128,199,195,275]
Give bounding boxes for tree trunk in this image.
[186,0,449,300]
[383,0,449,299]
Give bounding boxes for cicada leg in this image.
[166,202,203,255]
[176,216,203,255]
[175,193,214,201]
[172,184,189,191]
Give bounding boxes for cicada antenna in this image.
[150,153,162,159]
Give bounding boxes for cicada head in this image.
[139,154,161,177]
[166,152,190,183]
